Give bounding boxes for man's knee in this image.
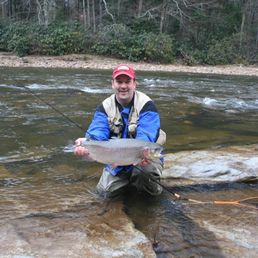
[96,168,129,198]
[131,163,163,196]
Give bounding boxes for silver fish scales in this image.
[66,138,163,166]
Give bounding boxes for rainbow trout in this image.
[64,138,163,166]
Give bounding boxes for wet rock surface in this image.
[0,200,155,258]
[161,144,258,257]
[163,144,258,182]
[1,145,257,258]
[179,190,258,258]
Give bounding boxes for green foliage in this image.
[8,34,32,57]
[206,35,244,65]
[0,21,33,56]
[0,0,256,64]
[92,25,174,63]
[222,3,242,35]
[176,34,246,65]
[38,25,85,55]
[0,21,86,56]
[91,24,128,59]
[95,24,131,43]
[92,39,128,59]
[182,2,242,55]
[0,1,255,66]
[176,46,207,65]
[129,18,159,34]
[139,33,174,63]
[0,23,8,50]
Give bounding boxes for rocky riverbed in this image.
[0,52,258,77]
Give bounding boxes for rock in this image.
[181,196,258,258]
[162,144,258,182]
[0,200,155,258]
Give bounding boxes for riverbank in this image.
[1,52,258,77]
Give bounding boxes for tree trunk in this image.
[137,0,143,17]
[8,0,13,17]
[99,0,103,26]
[159,0,166,33]
[36,0,42,25]
[117,0,121,16]
[1,2,6,18]
[92,0,96,32]
[82,0,87,29]
[240,9,245,49]
[102,0,115,22]
[87,0,90,28]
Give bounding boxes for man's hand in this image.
[75,137,86,146]
[135,148,151,166]
[74,138,90,157]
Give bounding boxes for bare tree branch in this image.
[0,0,8,5]
[137,6,160,19]
[102,0,115,22]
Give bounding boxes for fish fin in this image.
[82,154,94,162]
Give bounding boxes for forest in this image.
[0,0,257,65]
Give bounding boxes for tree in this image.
[0,0,257,63]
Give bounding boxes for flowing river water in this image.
[1,67,258,257]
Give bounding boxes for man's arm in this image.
[135,101,161,166]
[85,104,110,140]
[136,101,160,142]
[74,104,110,157]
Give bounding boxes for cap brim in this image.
[113,71,134,79]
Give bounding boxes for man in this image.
[75,64,166,198]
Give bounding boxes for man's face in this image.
[112,74,136,105]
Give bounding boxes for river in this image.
[1,67,258,257]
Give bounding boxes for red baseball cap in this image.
[112,64,135,79]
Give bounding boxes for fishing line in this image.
[133,166,181,200]
[134,166,258,209]
[20,85,85,132]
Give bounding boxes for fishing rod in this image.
[20,85,85,132]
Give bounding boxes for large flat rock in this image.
[163,144,258,182]
[0,200,155,258]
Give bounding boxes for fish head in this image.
[144,146,163,160]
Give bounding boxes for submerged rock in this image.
[0,200,156,258]
[163,144,258,182]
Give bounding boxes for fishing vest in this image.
[102,91,166,145]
